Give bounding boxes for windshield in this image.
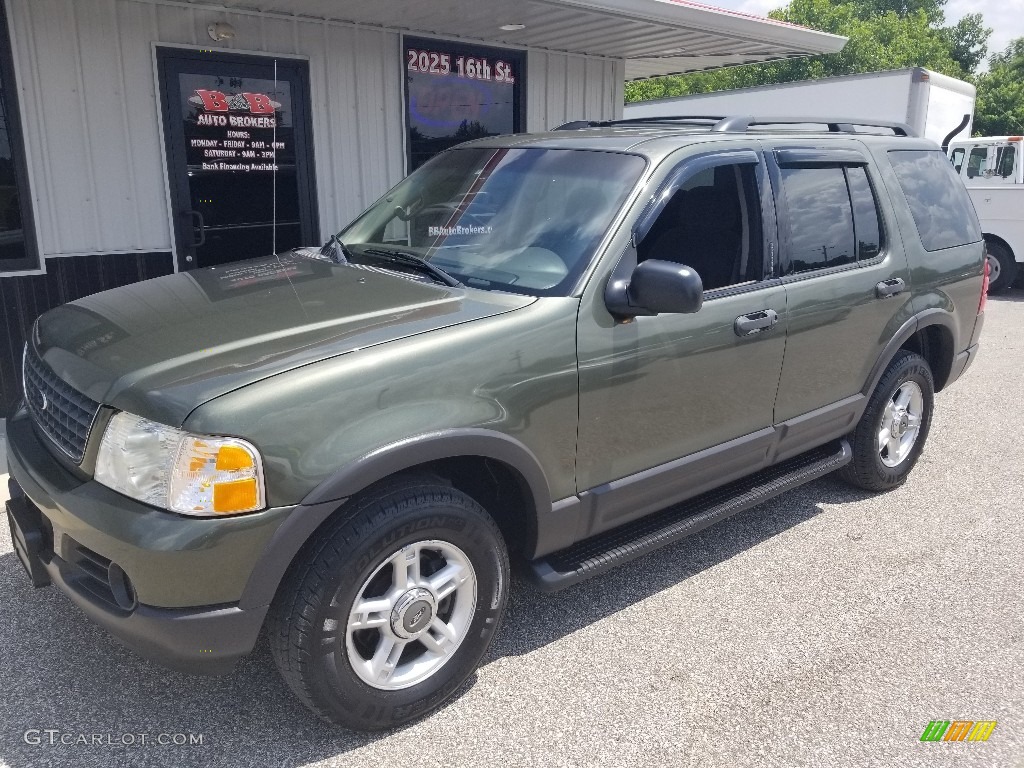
[338,147,647,296]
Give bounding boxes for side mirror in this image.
[606,259,703,317]
[628,260,703,315]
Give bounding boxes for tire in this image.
[840,350,934,492]
[269,478,509,730]
[986,240,1017,294]
[1014,268,1024,290]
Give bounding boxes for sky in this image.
[713,0,1024,62]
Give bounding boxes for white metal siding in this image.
[526,50,623,132]
[7,0,623,261]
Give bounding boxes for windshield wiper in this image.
[319,233,353,264]
[362,248,463,288]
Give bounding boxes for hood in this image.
[34,253,533,425]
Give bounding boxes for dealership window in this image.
[404,37,524,171]
[0,3,38,272]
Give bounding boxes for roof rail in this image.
[553,120,598,131]
[711,116,915,136]
[554,115,916,137]
[553,116,722,131]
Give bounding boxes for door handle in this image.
[734,309,778,337]
[875,278,905,298]
[182,209,206,248]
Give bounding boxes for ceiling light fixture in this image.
[207,22,236,42]
[499,24,526,31]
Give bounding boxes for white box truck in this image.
[948,136,1024,292]
[624,67,976,148]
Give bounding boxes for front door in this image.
[157,48,318,269]
[576,148,787,536]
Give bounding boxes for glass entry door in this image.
[157,49,318,269]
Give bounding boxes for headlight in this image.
[95,412,265,516]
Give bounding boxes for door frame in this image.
[154,45,319,271]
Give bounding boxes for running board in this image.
[528,440,851,591]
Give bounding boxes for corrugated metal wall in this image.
[6,0,623,262]
[526,50,624,133]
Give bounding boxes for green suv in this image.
[5,117,985,730]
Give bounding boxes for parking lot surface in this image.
[1,296,1021,768]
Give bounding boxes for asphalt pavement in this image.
[0,295,1021,768]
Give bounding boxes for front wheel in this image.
[840,350,934,492]
[269,479,509,730]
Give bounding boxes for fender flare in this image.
[301,428,552,510]
[238,429,554,609]
[862,309,958,397]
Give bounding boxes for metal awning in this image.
[208,0,847,79]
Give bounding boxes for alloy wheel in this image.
[344,540,477,690]
[877,381,925,468]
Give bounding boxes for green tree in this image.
[941,14,991,73]
[624,0,988,103]
[973,38,1024,136]
[842,0,947,24]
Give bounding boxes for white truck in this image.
[948,136,1024,292]
[624,67,976,148]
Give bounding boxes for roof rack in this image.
[554,115,916,137]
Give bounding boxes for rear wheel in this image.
[986,240,1016,294]
[269,479,509,730]
[840,350,934,492]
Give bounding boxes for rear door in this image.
[763,140,914,458]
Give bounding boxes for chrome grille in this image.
[22,343,100,464]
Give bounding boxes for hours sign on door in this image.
[180,74,294,172]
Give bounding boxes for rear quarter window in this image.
[888,150,981,252]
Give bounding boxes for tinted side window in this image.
[846,166,882,261]
[889,150,982,252]
[637,163,763,291]
[780,167,855,274]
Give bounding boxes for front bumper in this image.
[4,407,295,675]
